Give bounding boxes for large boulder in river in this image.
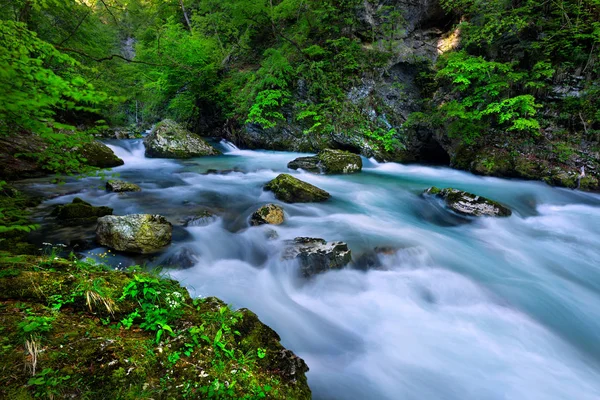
[144,119,221,158]
[51,197,113,225]
[250,204,285,226]
[288,149,362,174]
[106,179,141,193]
[264,174,330,203]
[424,187,512,217]
[96,214,173,254]
[283,237,352,277]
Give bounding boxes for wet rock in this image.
[265,229,279,240]
[424,187,512,217]
[181,210,218,227]
[287,157,321,173]
[250,204,284,226]
[106,180,141,193]
[144,119,220,158]
[203,167,243,175]
[51,197,113,225]
[264,174,330,203]
[283,237,352,277]
[353,247,399,271]
[79,140,124,168]
[161,246,199,269]
[96,214,172,254]
[287,149,362,174]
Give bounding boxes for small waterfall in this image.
[220,139,240,153]
[105,139,147,166]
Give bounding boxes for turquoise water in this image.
[23,139,600,399]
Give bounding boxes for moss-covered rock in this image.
[79,140,124,168]
[288,149,362,174]
[318,149,362,173]
[96,214,172,254]
[250,204,285,226]
[106,180,141,193]
[0,255,311,399]
[264,174,330,203]
[424,187,512,217]
[51,197,113,225]
[144,120,221,158]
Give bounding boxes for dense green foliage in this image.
[0,0,598,173]
[423,0,600,143]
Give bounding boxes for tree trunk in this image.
[179,0,192,30]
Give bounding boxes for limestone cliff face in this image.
[221,0,454,162]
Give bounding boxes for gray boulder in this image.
[96,214,173,254]
[144,119,221,158]
[283,237,352,277]
[106,180,141,193]
[424,187,512,217]
[288,149,362,174]
[250,204,285,226]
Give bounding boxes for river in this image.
[18,138,600,400]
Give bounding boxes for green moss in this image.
[106,180,141,193]
[51,198,112,225]
[79,141,124,168]
[317,149,362,174]
[0,254,311,399]
[264,174,330,203]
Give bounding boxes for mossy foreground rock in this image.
[96,214,172,254]
[52,197,113,225]
[288,149,362,174]
[144,119,221,158]
[283,237,352,277]
[106,179,141,193]
[250,204,285,226]
[424,187,512,217]
[265,174,330,203]
[0,255,311,399]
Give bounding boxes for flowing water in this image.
[18,138,600,400]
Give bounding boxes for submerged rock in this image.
[424,187,512,217]
[161,246,199,269]
[288,149,362,174]
[106,179,141,193]
[144,119,220,158]
[52,197,113,225]
[264,174,330,203]
[181,210,218,227]
[96,214,172,254]
[283,237,352,277]
[250,204,285,226]
[353,246,400,271]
